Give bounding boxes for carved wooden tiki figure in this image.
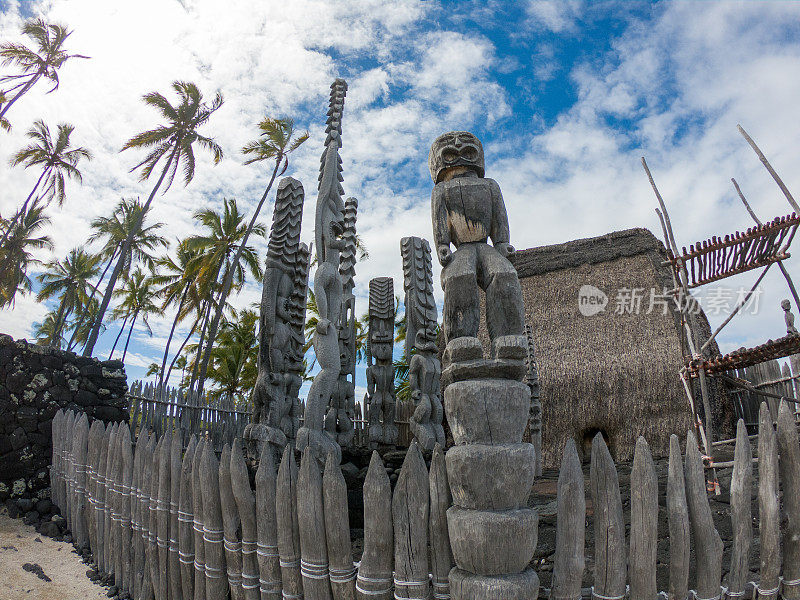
[401,236,444,451]
[365,277,398,446]
[430,131,525,353]
[297,78,349,465]
[246,176,305,455]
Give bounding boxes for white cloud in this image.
[525,0,583,33]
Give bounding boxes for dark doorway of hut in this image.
[580,427,611,463]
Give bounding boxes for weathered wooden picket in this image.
[51,400,800,600]
[728,355,800,428]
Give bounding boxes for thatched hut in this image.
[480,228,732,468]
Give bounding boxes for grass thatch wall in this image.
[479,228,732,468]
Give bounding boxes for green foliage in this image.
[0,201,52,307]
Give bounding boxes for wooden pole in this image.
[737,124,800,213]
[729,420,753,598]
[758,403,781,599]
[550,439,585,600]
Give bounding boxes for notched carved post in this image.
[525,323,542,477]
[401,236,444,452]
[365,277,398,447]
[551,439,584,600]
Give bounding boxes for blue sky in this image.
[2,0,800,400]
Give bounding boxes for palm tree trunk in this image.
[83,146,179,356]
[188,296,215,392]
[50,296,69,348]
[158,285,190,388]
[121,312,138,362]
[0,167,49,250]
[66,247,119,350]
[194,157,283,396]
[109,313,130,359]
[0,75,38,121]
[165,314,201,386]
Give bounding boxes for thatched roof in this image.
[479,227,733,467]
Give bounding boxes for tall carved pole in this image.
[365,277,398,447]
[429,131,538,599]
[246,177,306,460]
[525,324,542,477]
[297,78,348,465]
[401,236,444,451]
[329,196,358,447]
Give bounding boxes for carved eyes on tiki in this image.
[442,145,479,164]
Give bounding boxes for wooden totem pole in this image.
[297,78,349,465]
[365,277,399,447]
[430,131,539,599]
[401,236,444,452]
[245,177,306,459]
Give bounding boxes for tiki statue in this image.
[401,236,444,451]
[246,176,305,454]
[783,299,798,336]
[296,78,349,465]
[365,277,398,446]
[430,131,525,355]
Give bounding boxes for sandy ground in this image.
[0,513,107,600]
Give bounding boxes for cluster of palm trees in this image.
[1,17,417,408]
[1,18,311,401]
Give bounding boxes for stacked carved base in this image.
[443,337,539,600]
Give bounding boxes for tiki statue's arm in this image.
[431,185,452,265]
[489,178,514,256]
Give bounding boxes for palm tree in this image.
[2,120,91,249]
[0,18,88,122]
[109,267,162,362]
[79,199,167,350]
[83,81,223,356]
[204,308,259,407]
[191,118,308,396]
[35,248,100,346]
[186,198,264,394]
[33,311,60,346]
[0,200,52,307]
[150,239,201,388]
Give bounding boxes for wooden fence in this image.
[728,355,800,429]
[51,400,800,600]
[127,380,415,451]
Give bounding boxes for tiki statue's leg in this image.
[477,243,525,342]
[441,244,480,342]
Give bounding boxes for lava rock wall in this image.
[0,334,127,501]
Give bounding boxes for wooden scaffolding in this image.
[642,125,800,488]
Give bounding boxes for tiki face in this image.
[429,131,485,184]
[369,318,393,362]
